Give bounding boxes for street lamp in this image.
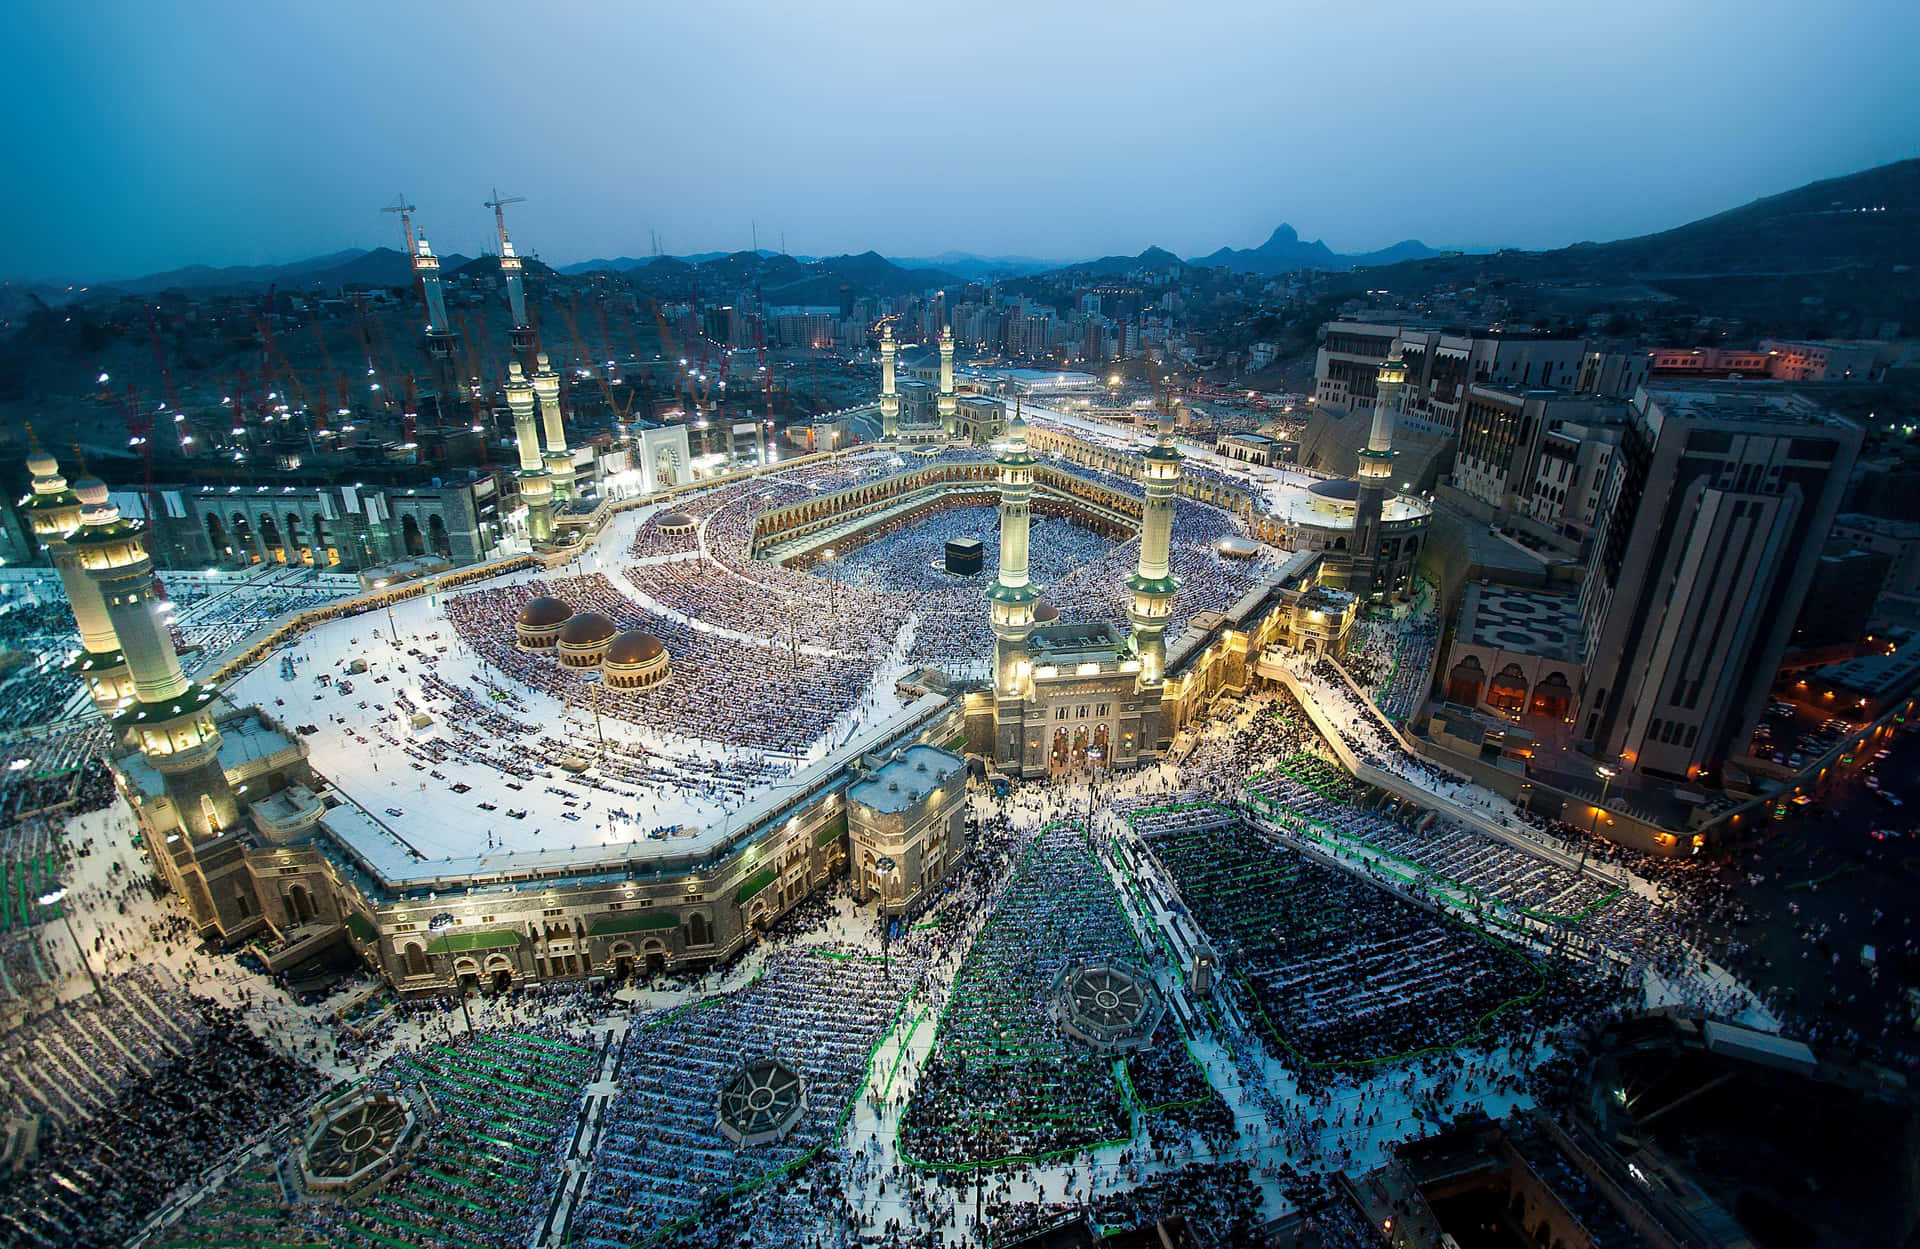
[1582,765,1616,874]
[371,579,400,646]
[822,547,838,619]
[875,855,898,980]
[37,888,102,996]
[579,670,606,754]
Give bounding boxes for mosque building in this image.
[16,350,1432,998]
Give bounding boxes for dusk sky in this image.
[6,0,1917,282]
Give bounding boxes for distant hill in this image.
[622,249,958,303]
[1325,158,1920,328]
[1192,224,1442,275]
[886,251,1063,279]
[92,246,476,296]
[1059,245,1192,279]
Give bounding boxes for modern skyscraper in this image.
[1579,387,1863,780]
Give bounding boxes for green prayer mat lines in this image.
[1124,796,1553,1077]
[898,821,1229,1171]
[161,1027,601,1249]
[568,945,920,1248]
[1257,754,1633,930]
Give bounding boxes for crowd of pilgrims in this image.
[0,600,86,725]
[616,447,1276,681]
[298,631,783,838]
[168,570,353,676]
[0,987,330,1249]
[570,945,921,1246]
[0,502,1850,1249]
[1342,603,1441,724]
[446,571,867,757]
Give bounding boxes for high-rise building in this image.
[1578,386,1862,779]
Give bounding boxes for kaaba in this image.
[945,537,985,576]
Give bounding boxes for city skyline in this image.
[6,0,1918,282]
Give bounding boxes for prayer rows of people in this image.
[0,965,203,1125]
[0,723,114,827]
[444,572,866,755]
[1139,816,1565,1080]
[899,822,1150,1167]
[158,1018,604,1249]
[0,600,84,726]
[571,945,919,1247]
[0,994,331,1249]
[1342,609,1440,723]
[170,576,350,675]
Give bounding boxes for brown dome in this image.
[557,611,618,647]
[657,511,695,529]
[604,630,665,666]
[1033,602,1061,623]
[518,596,573,629]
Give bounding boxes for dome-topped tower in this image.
[24,437,131,714]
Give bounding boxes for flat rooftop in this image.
[1460,584,1583,663]
[846,745,960,815]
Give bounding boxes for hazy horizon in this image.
[5,0,1917,284]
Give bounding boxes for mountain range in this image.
[16,158,1919,323]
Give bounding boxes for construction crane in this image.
[561,297,635,422]
[483,190,525,245]
[383,195,418,255]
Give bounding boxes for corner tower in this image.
[878,324,899,440]
[412,230,463,422]
[937,326,957,436]
[507,361,555,542]
[71,490,237,839]
[532,352,575,503]
[1350,351,1404,602]
[989,406,1044,768]
[1125,404,1182,686]
[22,438,132,713]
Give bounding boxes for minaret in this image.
[989,405,1044,770]
[412,229,462,422]
[507,361,554,542]
[21,437,131,713]
[1350,351,1405,601]
[878,324,899,440]
[70,485,237,839]
[937,326,957,436]
[492,200,538,373]
[531,352,575,503]
[1125,400,1182,686]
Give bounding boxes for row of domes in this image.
[515,596,668,682]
